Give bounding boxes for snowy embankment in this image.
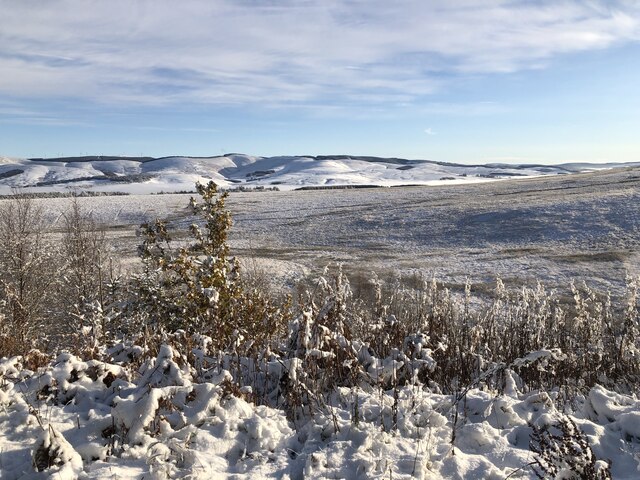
[1,345,639,479]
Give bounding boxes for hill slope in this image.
[0,154,636,193]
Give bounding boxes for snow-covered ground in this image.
[1,154,636,194]
[1,346,639,479]
[1,162,640,478]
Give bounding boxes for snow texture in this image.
[1,348,639,479]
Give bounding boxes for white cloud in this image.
[0,0,638,108]
[424,128,436,135]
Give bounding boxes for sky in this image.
[1,0,640,164]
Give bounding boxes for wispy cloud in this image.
[132,125,220,133]
[0,0,638,110]
[418,101,510,116]
[0,102,90,127]
[424,128,436,135]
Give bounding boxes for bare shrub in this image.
[58,197,116,353]
[60,197,109,311]
[530,416,611,479]
[0,193,60,355]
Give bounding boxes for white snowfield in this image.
[0,154,631,194]
[1,347,639,479]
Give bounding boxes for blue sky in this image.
[1,0,639,164]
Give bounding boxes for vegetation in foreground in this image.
[0,183,638,478]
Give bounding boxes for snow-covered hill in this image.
[0,154,633,194]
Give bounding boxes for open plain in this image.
[13,164,640,295]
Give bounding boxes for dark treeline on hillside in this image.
[0,191,130,199]
[29,155,156,163]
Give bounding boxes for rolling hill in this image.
[0,154,635,194]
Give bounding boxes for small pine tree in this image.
[135,181,285,350]
[136,182,240,337]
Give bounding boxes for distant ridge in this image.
[30,155,156,163]
[0,153,635,194]
[313,155,426,166]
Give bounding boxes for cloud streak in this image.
[1,0,639,110]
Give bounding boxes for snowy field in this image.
[226,165,640,294]
[12,163,640,293]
